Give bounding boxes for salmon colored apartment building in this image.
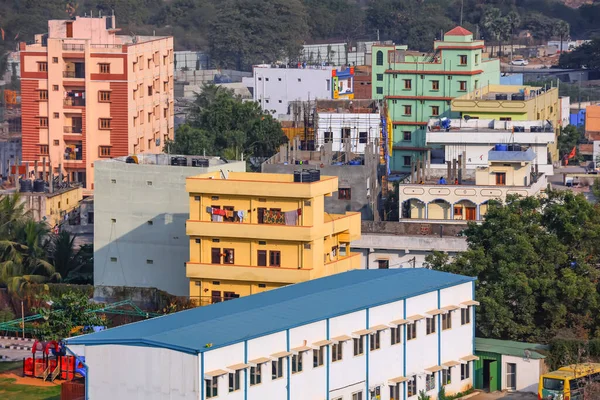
[20,15,174,191]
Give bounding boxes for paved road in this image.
[0,337,33,361]
[471,392,537,400]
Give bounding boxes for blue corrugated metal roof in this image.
[67,269,475,354]
[488,148,536,162]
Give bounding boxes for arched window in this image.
[376,50,384,66]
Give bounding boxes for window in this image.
[461,306,471,325]
[496,172,506,185]
[426,317,436,335]
[370,331,381,351]
[407,323,417,340]
[353,336,364,356]
[257,250,267,266]
[99,91,111,102]
[426,373,436,391]
[442,368,451,386]
[459,81,467,91]
[52,57,58,63]
[272,357,283,380]
[475,80,479,89]
[53,112,59,119]
[313,346,324,367]
[390,384,401,400]
[223,248,234,264]
[407,376,417,397]
[54,140,59,145]
[147,58,151,69]
[342,127,351,138]
[461,363,470,380]
[403,131,412,141]
[52,85,59,91]
[442,313,452,330]
[391,326,401,345]
[297,78,301,82]
[332,343,343,362]
[506,363,516,390]
[39,117,48,127]
[404,79,412,89]
[292,353,303,373]
[352,391,364,400]
[250,365,262,386]
[99,118,111,129]
[99,146,111,157]
[403,105,412,115]
[377,259,389,269]
[431,106,440,116]
[206,378,218,398]
[377,73,383,81]
[376,50,384,66]
[269,250,281,267]
[475,54,480,64]
[403,156,412,166]
[211,248,221,264]
[338,188,351,200]
[376,86,383,95]
[459,55,468,65]
[38,62,48,72]
[324,131,333,143]
[99,63,110,74]
[39,90,48,101]
[359,131,368,144]
[40,145,49,155]
[454,206,463,217]
[432,80,440,90]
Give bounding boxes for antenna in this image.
[524,349,531,361]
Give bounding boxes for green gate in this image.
[474,351,502,392]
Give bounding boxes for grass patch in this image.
[0,361,21,373]
[0,376,60,400]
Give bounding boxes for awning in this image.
[290,345,312,353]
[331,335,352,342]
[271,351,292,359]
[312,340,333,347]
[248,357,270,365]
[370,324,389,331]
[461,300,480,307]
[227,363,249,371]
[460,355,479,362]
[388,376,409,384]
[389,319,408,326]
[425,365,444,373]
[426,308,445,316]
[442,360,461,368]
[407,314,425,322]
[353,329,373,336]
[204,369,228,379]
[442,305,460,312]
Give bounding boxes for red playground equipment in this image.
[23,340,84,381]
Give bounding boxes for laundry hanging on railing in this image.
[206,207,246,223]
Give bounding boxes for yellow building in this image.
[186,171,361,304]
[16,186,82,227]
[451,84,560,160]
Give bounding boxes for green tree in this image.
[48,231,93,284]
[559,38,600,70]
[426,192,600,342]
[558,124,583,161]
[34,291,105,341]
[505,10,521,55]
[554,20,570,54]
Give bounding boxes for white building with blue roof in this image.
[67,268,480,400]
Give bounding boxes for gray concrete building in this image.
[94,154,246,296]
[262,140,381,220]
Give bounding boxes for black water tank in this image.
[309,169,320,182]
[495,94,508,100]
[19,179,32,192]
[175,157,188,166]
[512,144,522,151]
[125,156,136,164]
[511,93,525,101]
[301,171,311,183]
[33,179,45,193]
[293,171,301,182]
[170,157,179,166]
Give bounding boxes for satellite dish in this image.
[464,115,471,121]
[524,349,531,360]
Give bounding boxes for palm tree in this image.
[555,20,570,54]
[48,230,92,283]
[481,7,502,57]
[506,11,521,57]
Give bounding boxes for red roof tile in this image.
[445,26,472,36]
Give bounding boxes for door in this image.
[489,360,498,391]
[211,248,221,264]
[495,173,506,185]
[506,363,516,390]
[211,290,222,304]
[465,207,476,221]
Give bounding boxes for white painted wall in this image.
[85,345,199,400]
[560,97,570,128]
[316,112,381,154]
[502,355,542,393]
[289,321,328,400]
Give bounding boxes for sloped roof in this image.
[476,338,548,359]
[67,269,475,354]
[445,26,473,37]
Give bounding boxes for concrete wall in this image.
[93,158,246,296]
[501,355,543,393]
[316,112,381,154]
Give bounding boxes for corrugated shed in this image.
[475,337,548,359]
[67,268,475,354]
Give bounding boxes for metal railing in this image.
[90,43,123,49]
[189,295,238,307]
[63,71,85,78]
[63,126,82,134]
[64,98,85,107]
[62,43,85,51]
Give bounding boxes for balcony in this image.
[63,126,82,134]
[63,43,85,52]
[63,71,85,79]
[186,262,312,284]
[64,98,85,107]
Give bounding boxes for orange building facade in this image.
[20,16,174,191]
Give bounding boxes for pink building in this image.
[20,16,174,191]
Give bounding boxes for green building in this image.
[371,26,500,173]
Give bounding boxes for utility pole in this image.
[376,29,380,42]
[21,301,24,339]
[460,0,464,26]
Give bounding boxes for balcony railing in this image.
[189,295,238,307]
[62,44,85,52]
[63,126,82,134]
[90,43,123,49]
[63,71,85,78]
[64,98,85,107]
[64,154,82,161]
